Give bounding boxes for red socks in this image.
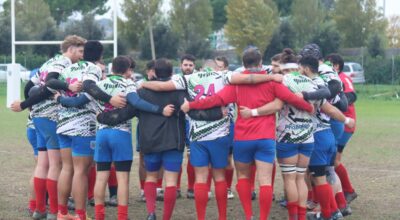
[34,177,46,213]
[140,179,145,190]
[157,178,163,189]
[287,201,298,220]
[314,184,331,219]
[46,179,58,214]
[328,185,338,212]
[28,199,36,212]
[272,162,276,190]
[335,164,355,194]
[307,190,313,201]
[187,162,195,190]
[225,168,234,189]
[298,205,307,220]
[144,182,157,214]
[58,204,68,215]
[207,169,212,191]
[76,209,86,220]
[335,192,347,209]
[118,205,128,220]
[194,183,209,220]
[259,185,272,220]
[87,165,96,200]
[215,181,228,220]
[95,204,105,220]
[108,166,118,187]
[163,186,177,220]
[236,178,253,219]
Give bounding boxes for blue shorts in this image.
[58,134,95,157]
[144,149,183,172]
[309,129,336,166]
[94,129,133,163]
[330,119,344,143]
[233,139,276,164]
[276,142,314,159]
[337,131,353,153]
[32,117,59,150]
[190,135,231,169]
[26,128,38,156]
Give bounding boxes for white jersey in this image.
[318,63,342,104]
[30,55,72,121]
[311,76,330,132]
[276,72,318,144]
[171,69,231,141]
[95,75,137,133]
[56,61,102,136]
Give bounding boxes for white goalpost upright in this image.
[7,0,119,107]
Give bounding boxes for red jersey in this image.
[339,72,356,133]
[189,71,313,141]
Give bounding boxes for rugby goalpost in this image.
[7,0,119,107]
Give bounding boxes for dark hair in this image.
[271,53,282,62]
[299,43,323,60]
[299,56,319,73]
[127,56,136,69]
[180,54,196,63]
[280,48,298,64]
[326,53,344,72]
[84,41,103,62]
[155,58,173,78]
[146,60,155,70]
[242,49,262,68]
[215,56,229,68]
[112,56,131,74]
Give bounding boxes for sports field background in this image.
[0,83,399,219]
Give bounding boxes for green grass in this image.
[0,82,400,219]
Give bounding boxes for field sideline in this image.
[0,83,399,219]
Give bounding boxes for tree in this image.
[170,0,213,56]
[43,0,108,24]
[367,33,385,58]
[62,13,105,40]
[139,22,179,60]
[272,0,293,17]
[334,0,387,48]
[264,18,295,61]
[225,0,279,55]
[387,15,400,48]
[290,0,324,48]
[120,0,161,55]
[210,0,228,31]
[311,21,341,56]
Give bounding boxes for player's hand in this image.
[295,92,304,99]
[239,106,252,119]
[53,91,61,101]
[163,104,175,117]
[110,94,126,108]
[271,74,283,82]
[10,100,23,112]
[180,98,190,113]
[221,106,228,117]
[346,118,355,129]
[68,81,82,93]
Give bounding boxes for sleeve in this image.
[20,86,53,110]
[82,65,102,82]
[96,105,137,126]
[302,85,331,101]
[345,92,357,105]
[82,80,112,103]
[126,92,162,114]
[24,80,35,99]
[45,72,69,91]
[327,79,342,99]
[171,74,188,90]
[333,92,348,112]
[273,83,313,113]
[187,107,224,121]
[57,95,90,108]
[47,59,70,74]
[189,85,236,110]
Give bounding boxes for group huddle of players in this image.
[11,35,358,220]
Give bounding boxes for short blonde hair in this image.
[60,35,86,53]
